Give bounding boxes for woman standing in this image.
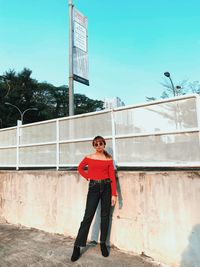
[71,136,117,262]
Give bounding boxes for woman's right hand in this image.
[111,196,117,206]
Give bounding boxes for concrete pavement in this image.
[0,223,164,267]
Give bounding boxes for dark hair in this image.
[92,135,112,158]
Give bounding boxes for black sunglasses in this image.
[94,142,104,147]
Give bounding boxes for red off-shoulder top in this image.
[77,157,117,196]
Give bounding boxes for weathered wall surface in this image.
[0,170,200,267]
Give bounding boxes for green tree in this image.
[0,68,39,126]
[0,68,104,128]
[74,93,103,115]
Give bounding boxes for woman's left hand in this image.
[111,196,117,206]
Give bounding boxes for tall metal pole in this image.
[164,72,176,97]
[168,76,176,97]
[69,0,74,116]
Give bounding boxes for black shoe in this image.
[100,243,109,257]
[71,246,80,262]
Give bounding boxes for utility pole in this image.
[69,0,74,116]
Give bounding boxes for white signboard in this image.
[74,21,87,52]
[72,8,89,86]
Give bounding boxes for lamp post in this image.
[5,102,38,125]
[164,72,176,97]
[164,73,183,129]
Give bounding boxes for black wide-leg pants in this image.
[74,179,111,247]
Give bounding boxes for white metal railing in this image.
[0,94,200,169]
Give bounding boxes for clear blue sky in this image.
[0,0,199,105]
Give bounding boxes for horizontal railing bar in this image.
[1,161,200,168]
[117,162,200,167]
[115,128,199,139]
[20,109,111,129]
[15,136,113,148]
[113,94,198,112]
[20,120,57,128]
[0,165,17,167]
[58,109,111,121]
[14,129,199,148]
[0,126,17,132]
[0,146,17,149]
[59,164,77,167]
[18,164,57,167]
[18,141,56,148]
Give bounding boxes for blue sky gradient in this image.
[0,0,200,105]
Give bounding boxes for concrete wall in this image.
[0,170,200,267]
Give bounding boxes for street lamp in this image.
[176,85,182,92]
[5,102,38,125]
[164,72,176,97]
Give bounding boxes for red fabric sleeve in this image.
[77,157,90,180]
[109,160,117,196]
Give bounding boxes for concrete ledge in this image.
[0,170,200,267]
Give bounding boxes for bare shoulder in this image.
[86,154,95,159]
[105,155,113,161]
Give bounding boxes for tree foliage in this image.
[0,68,103,128]
[146,78,200,102]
